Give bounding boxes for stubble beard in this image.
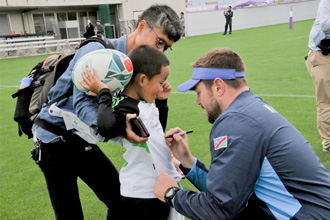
[207,97,222,124]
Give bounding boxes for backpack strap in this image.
[79,36,114,49]
[33,88,74,137]
[34,117,70,137]
[43,89,73,108]
[34,116,90,146]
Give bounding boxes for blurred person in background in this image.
[95,20,105,37]
[305,0,330,152]
[223,6,233,35]
[179,12,185,39]
[83,19,95,38]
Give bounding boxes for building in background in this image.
[1,0,318,59]
[0,0,185,39]
[0,0,319,39]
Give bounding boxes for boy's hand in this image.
[156,81,172,100]
[79,67,108,96]
[172,156,185,177]
[124,114,148,144]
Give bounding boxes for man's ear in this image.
[137,20,148,33]
[213,78,225,96]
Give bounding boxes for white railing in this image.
[0,36,85,59]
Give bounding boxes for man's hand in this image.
[124,114,148,144]
[165,127,195,169]
[80,67,108,96]
[153,171,179,202]
[156,80,172,100]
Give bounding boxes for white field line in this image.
[170,91,315,98]
[0,85,19,88]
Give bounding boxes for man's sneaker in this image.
[323,147,330,152]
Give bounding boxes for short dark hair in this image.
[136,4,183,42]
[193,48,247,89]
[128,45,170,81]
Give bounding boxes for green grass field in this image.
[1,19,329,219]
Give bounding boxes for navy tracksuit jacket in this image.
[173,90,330,220]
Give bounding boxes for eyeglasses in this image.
[149,27,172,52]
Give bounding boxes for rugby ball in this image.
[72,49,133,94]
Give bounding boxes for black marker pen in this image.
[165,130,194,138]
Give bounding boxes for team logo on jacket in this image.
[213,136,227,150]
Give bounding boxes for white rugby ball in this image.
[72,49,133,94]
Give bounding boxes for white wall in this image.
[121,0,186,20]
[186,0,320,36]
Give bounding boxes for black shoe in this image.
[229,32,232,35]
[223,33,227,35]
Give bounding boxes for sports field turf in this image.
[0,19,329,219]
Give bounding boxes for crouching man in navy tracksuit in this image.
[153,48,330,220]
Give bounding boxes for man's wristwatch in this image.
[164,186,180,207]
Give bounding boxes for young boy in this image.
[80,45,184,220]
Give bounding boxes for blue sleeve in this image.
[173,113,267,220]
[185,158,208,192]
[73,42,105,130]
